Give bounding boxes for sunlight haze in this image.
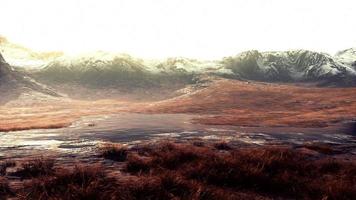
[1,0,356,59]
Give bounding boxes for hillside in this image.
[336,48,356,67]
[143,79,356,128]
[0,53,60,104]
[0,36,63,68]
[32,53,199,90]
[221,50,356,86]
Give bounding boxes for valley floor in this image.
[1,79,356,132]
[1,79,356,199]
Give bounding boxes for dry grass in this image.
[0,161,14,199]
[0,160,16,176]
[143,79,356,128]
[124,155,151,174]
[100,144,128,162]
[302,143,337,154]
[18,165,117,200]
[0,99,133,132]
[1,141,355,199]
[1,79,356,132]
[123,142,356,200]
[117,172,268,200]
[0,177,11,199]
[11,159,54,179]
[213,141,232,150]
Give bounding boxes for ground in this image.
[1,79,356,132]
[1,79,356,199]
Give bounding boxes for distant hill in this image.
[32,53,199,89]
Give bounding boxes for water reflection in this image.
[1,113,356,159]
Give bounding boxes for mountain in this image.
[221,50,356,86]
[0,52,60,104]
[35,49,356,88]
[0,36,63,68]
[335,48,356,68]
[32,52,201,89]
[2,36,355,87]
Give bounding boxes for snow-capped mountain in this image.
[2,36,356,87]
[153,57,221,73]
[0,36,62,68]
[335,48,356,68]
[222,50,356,85]
[33,49,356,87]
[33,52,199,88]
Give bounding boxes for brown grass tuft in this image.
[0,160,16,176]
[19,165,117,200]
[213,141,232,150]
[124,142,356,200]
[303,143,337,154]
[100,143,128,162]
[125,155,151,174]
[8,141,356,200]
[0,177,12,199]
[11,159,54,179]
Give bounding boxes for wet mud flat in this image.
[1,113,356,161]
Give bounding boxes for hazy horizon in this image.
[1,0,356,59]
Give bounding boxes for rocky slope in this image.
[335,48,356,68]
[221,50,356,86]
[0,53,60,104]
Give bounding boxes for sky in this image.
[0,0,356,59]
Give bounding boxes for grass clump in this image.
[19,165,117,200]
[0,177,12,199]
[100,144,128,162]
[11,159,54,179]
[0,160,16,176]
[7,141,356,200]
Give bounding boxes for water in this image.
[1,113,356,160]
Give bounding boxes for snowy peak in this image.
[0,36,63,68]
[43,52,146,71]
[222,50,356,84]
[154,57,219,74]
[1,35,356,86]
[335,48,356,68]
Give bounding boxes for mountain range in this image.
[1,37,356,100]
[31,49,356,87]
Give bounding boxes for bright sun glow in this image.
[1,0,356,59]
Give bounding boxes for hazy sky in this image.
[1,0,355,59]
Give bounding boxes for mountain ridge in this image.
[1,37,356,87]
[0,52,61,104]
[221,49,356,85]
